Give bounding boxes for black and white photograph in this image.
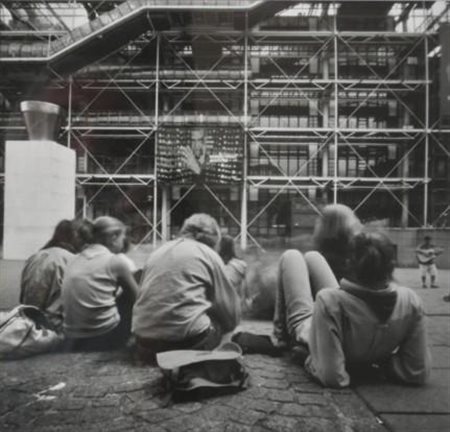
[0,1,449,431]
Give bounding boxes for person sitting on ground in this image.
[20,219,88,331]
[312,203,362,281]
[416,235,443,289]
[271,230,431,388]
[132,213,241,361]
[62,216,138,351]
[218,234,248,305]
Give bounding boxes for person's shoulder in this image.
[315,288,344,309]
[394,283,422,302]
[110,253,136,276]
[392,283,425,313]
[40,247,75,264]
[116,253,137,273]
[190,240,224,265]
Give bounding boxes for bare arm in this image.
[110,255,139,300]
[209,258,241,333]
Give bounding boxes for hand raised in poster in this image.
[180,145,203,175]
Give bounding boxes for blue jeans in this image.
[273,250,339,346]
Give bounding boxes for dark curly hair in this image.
[349,231,396,287]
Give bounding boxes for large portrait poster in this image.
[157,126,243,184]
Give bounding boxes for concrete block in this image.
[3,140,76,260]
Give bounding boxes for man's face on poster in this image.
[191,129,206,158]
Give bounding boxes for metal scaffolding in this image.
[0,1,449,250]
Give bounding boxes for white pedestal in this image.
[3,140,76,260]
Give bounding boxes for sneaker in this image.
[290,344,309,365]
[443,295,450,302]
[431,285,439,289]
[231,332,286,357]
[422,285,428,289]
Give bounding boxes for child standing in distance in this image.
[272,230,430,388]
[416,235,443,288]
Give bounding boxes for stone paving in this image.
[0,268,449,432]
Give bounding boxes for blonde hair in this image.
[313,204,362,249]
[179,213,221,249]
[93,216,126,244]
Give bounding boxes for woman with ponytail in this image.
[271,230,431,388]
[62,216,138,351]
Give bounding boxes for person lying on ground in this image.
[275,230,431,388]
[235,230,431,388]
[246,204,362,319]
[62,216,138,351]
[20,218,89,331]
[132,213,241,362]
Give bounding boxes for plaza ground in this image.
[0,265,449,432]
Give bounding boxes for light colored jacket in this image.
[132,238,240,341]
[305,279,431,388]
[20,247,74,329]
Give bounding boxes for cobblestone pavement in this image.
[0,268,448,432]
[0,347,387,432]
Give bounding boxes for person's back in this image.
[133,213,240,358]
[308,283,427,386]
[21,246,74,328]
[305,231,431,388]
[133,238,223,340]
[61,216,138,350]
[62,244,119,338]
[19,219,86,330]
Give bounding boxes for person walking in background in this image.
[218,234,248,304]
[416,235,443,289]
[20,219,89,331]
[62,216,138,351]
[132,213,240,362]
[271,230,430,388]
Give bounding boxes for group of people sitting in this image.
[19,206,430,389]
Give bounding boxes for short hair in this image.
[179,213,221,249]
[218,234,237,264]
[349,231,396,286]
[424,235,432,241]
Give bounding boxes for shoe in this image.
[422,285,428,289]
[290,344,309,366]
[443,295,450,302]
[231,332,286,357]
[431,285,439,289]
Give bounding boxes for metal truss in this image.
[1,1,449,249]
